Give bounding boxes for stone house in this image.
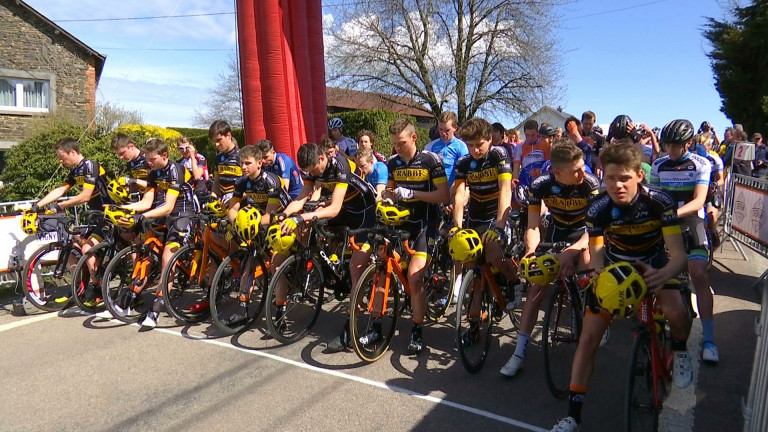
[326,87,435,130]
[0,0,105,173]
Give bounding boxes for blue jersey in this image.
[265,152,303,199]
[425,136,469,187]
[365,161,388,189]
[651,152,711,218]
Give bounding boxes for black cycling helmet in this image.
[698,121,712,134]
[661,119,695,144]
[539,123,557,137]
[607,115,634,142]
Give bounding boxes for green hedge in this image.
[332,110,430,154]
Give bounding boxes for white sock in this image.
[514,333,530,359]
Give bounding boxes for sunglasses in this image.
[178,146,189,151]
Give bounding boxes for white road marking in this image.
[659,316,703,432]
[0,311,58,333]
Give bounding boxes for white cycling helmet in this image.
[328,117,343,130]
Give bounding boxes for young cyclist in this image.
[176,136,209,195]
[255,139,303,200]
[551,142,692,432]
[111,133,150,194]
[384,118,450,353]
[118,138,200,329]
[651,119,719,363]
[425,111,469,187]
[501,141,600,378]
[354,147,388,201]
[32,137,114,304]
[274,142,377,352]
[513,119,551,188]
[328,117,358,156]
[209,120,242,204]
[694,132,725,246]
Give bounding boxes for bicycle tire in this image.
[264,254,324,344]
[23,242,78,312]
[210,249,268,335]
[542,283,582,399]
[161,244,221,323]
[349,263,402,363]
[101,245,153,324]
[456,268,493,373]
[71,241,112,313]
[425,238,455,322]
[625,331,659,432]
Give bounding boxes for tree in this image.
[324,0,564,124]
[95,101,144,133]
[193,53,244,128]
[704,0,768,134]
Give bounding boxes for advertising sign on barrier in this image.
[730,175,768,257]
[0,215,58,274]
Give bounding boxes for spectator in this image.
[425,111,469,186]
[727,129,753,176]
[581,111,606,155]
[356,129,387,163]
[554,127,564,140]
[328,117,357,156]
[753,133,767,179]
[508,128,520,146]
[564,116,597,171]
[176,136,209,195]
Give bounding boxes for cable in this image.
[94,47,234,51]
[56,12,234,22]
[571,0,668,20]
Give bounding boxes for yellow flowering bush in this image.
[115,124,183,160]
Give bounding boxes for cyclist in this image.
[694,132,725,246]
[255,139,303,200]
[513,119,551,188]
[274,142,377,352]
[452,118,516,315]
[651,119,719,363]
[563,117,597,172]
[501,140,600,377]
[111,133,150,193]
[425,111,469,187]
[384,117,450,353]
[176,136,209,195]
[208,120,242,205]
[32,137,114,304]
[328,117,357,156]
[356,129,387,163]
[228,145,290,224]
[551,141,692,432]
[118,138,200,329]
[354,147,388,201]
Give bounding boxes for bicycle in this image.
[160,211,226,324]
[348,225,414,362]
[424,209,456,322]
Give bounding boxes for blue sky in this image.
[24,0,735,134]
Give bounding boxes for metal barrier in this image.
[744,279,768,432]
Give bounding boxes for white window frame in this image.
[0,69,56,116]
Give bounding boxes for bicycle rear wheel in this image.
[161,244,220,323]
[425,239,455,322]
[349,263,401,362]
[24,242,78,312]
[71,241,112,313]
[625,331,659,432]
[543,283,582,399]
[265,254,324,344]
[456,268,493,373]
[210,250,267,335]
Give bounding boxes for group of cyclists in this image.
[21,110,725,431]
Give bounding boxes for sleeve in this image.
[650,161,660,186]
[270,186,291,209]
[695,157,712,185]
[527,179,542,208]
[430,155,448,186]
[453,156,467,185]
[387,158,397,188]
[333,157,350,190]
[166,164,182,197]
[232,177,245,200]
[513,143,522,162]
[654,190,680,235]
[277,155,290,179]
[146,170,157,190]
[82,161,98,190]
[63,169,76,188]
[585,198,606,239]
[374,162,388,186]
[496,148,513,180]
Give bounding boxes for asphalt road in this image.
[0,240,764,432]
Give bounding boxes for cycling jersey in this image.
[425,136,469,186]
[147,161,199,216]
[264,152,303,199]
[650,152,711,218]
[514,139,551,187]
[127,152,150,181]
[232,170,291,212]
[215,146,242,200]
[63,158,112,210]
[529,172,600,226]
[387,150,447,230]
[454,146,513,228]
[336,136,358,156]
[303,153,376,212]
[586,187,680,264]
[178,154,209,194]
[364,161,389,189]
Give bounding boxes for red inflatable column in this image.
[235,0,264,142]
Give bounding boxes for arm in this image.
[302,183,346,221]
[374,184,385,201]
[212,172,221,198]
[413,181,449,204]
[36,185,69,207]
[639,230,687,291]
[452,180,466,228]
[189,154,203,180]
[495,176,511,228]
[587,236,605,273]
[227,198,241,224]
[524,204,545,256]
[676,184,709,218]
[281,182,314,217]
[513,161,521,179]
[262,201,282,226]
[59,184,95,208]
[122,189,154,213]
[143,191,177,219]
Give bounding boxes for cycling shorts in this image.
[680,215,708,261]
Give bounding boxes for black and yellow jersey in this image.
[529,172,600,226]
[387,150,447,224]
[303,153,375,211]
[232,170,291,213]
[127,152,150,181]
[63,158,113,210]
[454,146,512,224]
[215,146,242,196]
[147,161,198,215]
[586,187,680,263]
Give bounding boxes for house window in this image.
[0,77,50,112]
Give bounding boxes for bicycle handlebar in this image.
[536,241,571,253]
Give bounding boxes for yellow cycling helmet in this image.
[235,206,262,243]
[205,200,228,218]
[107,180,129,204]
[104,205,136,228]
[448,229,483,263]
[376,201,411,226]
[21,211,38,234]
[520,254,560,285]
[266,218,297,254]
[595,262,647,316]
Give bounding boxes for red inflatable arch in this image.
[236,0,327,159]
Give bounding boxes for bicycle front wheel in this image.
[425,239,455,322]
[455,268,493,373]
[71,241,112,313]
[264,255,324,344]
[349,263,402,363]
[210,250,267,335]
[625,331,659,432]
[24,242,78,312]
[161,244,220,323]
[543,283,582,399]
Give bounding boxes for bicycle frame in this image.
[367,239,411,316]
[634,295,671,409]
